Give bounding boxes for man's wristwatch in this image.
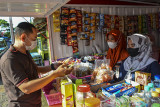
[51,63,55,70]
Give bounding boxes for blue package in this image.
[108,87,124,93]
[105,83,123,91]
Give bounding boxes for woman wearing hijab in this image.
[119,34,160,81]
[106,29,129,70]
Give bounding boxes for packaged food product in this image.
[135,71,151,90]
[130,96,147,107]
[61,80,74,107]
[116,96,130,107]
[61,7,69,16]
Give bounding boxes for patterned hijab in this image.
[124,34,155,79]
[106,29,129,69]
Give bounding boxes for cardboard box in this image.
[61,80,74,107]
[135,71,151,90]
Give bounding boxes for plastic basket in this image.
[44,92,62,106]
[69,73,92,80]
[42,80,62,106]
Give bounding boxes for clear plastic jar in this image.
[85,97,100,107]
[76,84,93,107]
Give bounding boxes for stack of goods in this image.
[60,7,81,54]
[104,15,124,35]
[114,15,123,33]
[53,9,60,32]
[80,11,91,46]
[142,15,148,34]
[60,7,69,45]
[68,8,79,53]
[77,10,83,32]
[104,15,111,34]
[98,14,104,32]
[90,13,96,40]
[95,13,100,30]
[127,16,133,36]
[81,11,90,40]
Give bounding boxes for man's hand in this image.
[53,64,74,77]
[53,62,63,69]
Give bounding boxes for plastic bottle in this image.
[148,83,154,97]
[154,75,160,88]
[143,86,150,104]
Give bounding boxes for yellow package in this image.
[61,80,74,107]
[135,71,151,90]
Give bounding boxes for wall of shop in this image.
[51,5,160,59]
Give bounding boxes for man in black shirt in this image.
[0,22,73,107]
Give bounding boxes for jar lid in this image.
[77,84,90,92]
[148,83,154,88]
[155,88,160,93]
[85,97,100,106]
[144,86,150,92]
[151,91,159,97]
[154,75,160,80]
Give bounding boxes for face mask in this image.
[24,37,37,50]
[127,48,140,57]
[108,42,117,49]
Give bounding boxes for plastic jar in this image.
[76,84,92,107]
[85,97,100,107]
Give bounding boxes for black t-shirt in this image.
[0,45,41,107]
